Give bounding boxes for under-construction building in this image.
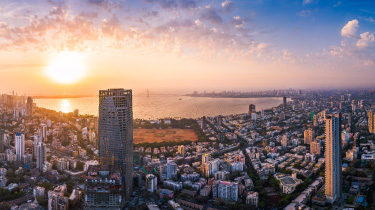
[98,88,133,201]
[85,165,123,210]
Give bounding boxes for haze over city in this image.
[2,1,375,210]
[1,0,375,95]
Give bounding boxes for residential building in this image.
[304,129,315,144]
[48,185,69,210]
[178,145,186,157]
[36,142,46,171]
[15,133,25,162]
[146,174,157,193]
[369,110,375,134]
[246,191,259,208]
[325,114,342,204]
[310,141,321,156]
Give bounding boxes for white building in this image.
[36,142,46,171]
[33,186,45,198]
[15,133,25,162]
[246,191,259,208]
[146,174,157,193]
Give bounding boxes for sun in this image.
[45,52,87,84]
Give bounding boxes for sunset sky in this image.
[0,0,374,95]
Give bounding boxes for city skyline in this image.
[0,0,375,94]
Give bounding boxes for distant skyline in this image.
[0,0,375,94]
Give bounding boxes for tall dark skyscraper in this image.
[249,104,255,114]
[26,97,33,116]
[283,96,287,109]
[99,88,133,200]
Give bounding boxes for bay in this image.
[34,95,285,119]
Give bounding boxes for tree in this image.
[76,161,85,171]
[38,182,54,192]
[269,177,280,191]
[195,195,209,203]
[36,196,48,207]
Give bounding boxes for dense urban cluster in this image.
[1,89,375,210]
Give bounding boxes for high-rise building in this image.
[281,135,288,149]
[0,129,4,152]
[216,115,222,127]
[304,129,315,144]
[93,117,99,134]
[33,135,42,158]
[313,115,318,126]
[325,113,342,204]
[369,110,375,134]
[61,126,69,146]
[15,133,25,162]
[26,97,33,116]
[36,142,46,171]
[178,145,186,156]
[159,162,177,181]
[201,116,207,130]
[74,109,79,117]
[202,153,211,164]
[203,162,212,178]
[249,104,255,114]
[98,88,133,200]
[348,112,352,125]
[40,123,47,141]
[212,180,238,202]
[310,140,321,156]
[146,174,157,193]
[283,96,287,109]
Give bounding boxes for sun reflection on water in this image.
[60,99,71,113]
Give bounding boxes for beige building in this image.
[178,145,186,156]
[304,129,315,144]
[325,114,342,204]
[369,110,375,134]
[310,140,321,156]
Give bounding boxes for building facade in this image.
[325,114,342,203]
[304,129,315,144]
[36,142,46,171]
[15,133,25,162]
[98,88,133,200]
[369,110,375,134]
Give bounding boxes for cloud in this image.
[179,0,197,9]
[302,0,313,6]
[221,1,234,13]
[231,16,246,28]
[142,0,197,10]
[356,32,375,48]
[333,1,341,7]
[365,17,375,23]
[341,19,359,38]
[86,0,124,11]
[297,10,312,17]
[199,7,223,24]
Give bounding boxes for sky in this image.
[0,0,375,95]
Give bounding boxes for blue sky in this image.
[0,0,374,94]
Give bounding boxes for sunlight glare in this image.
[60,99,71,113]
[45,52,87,84]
